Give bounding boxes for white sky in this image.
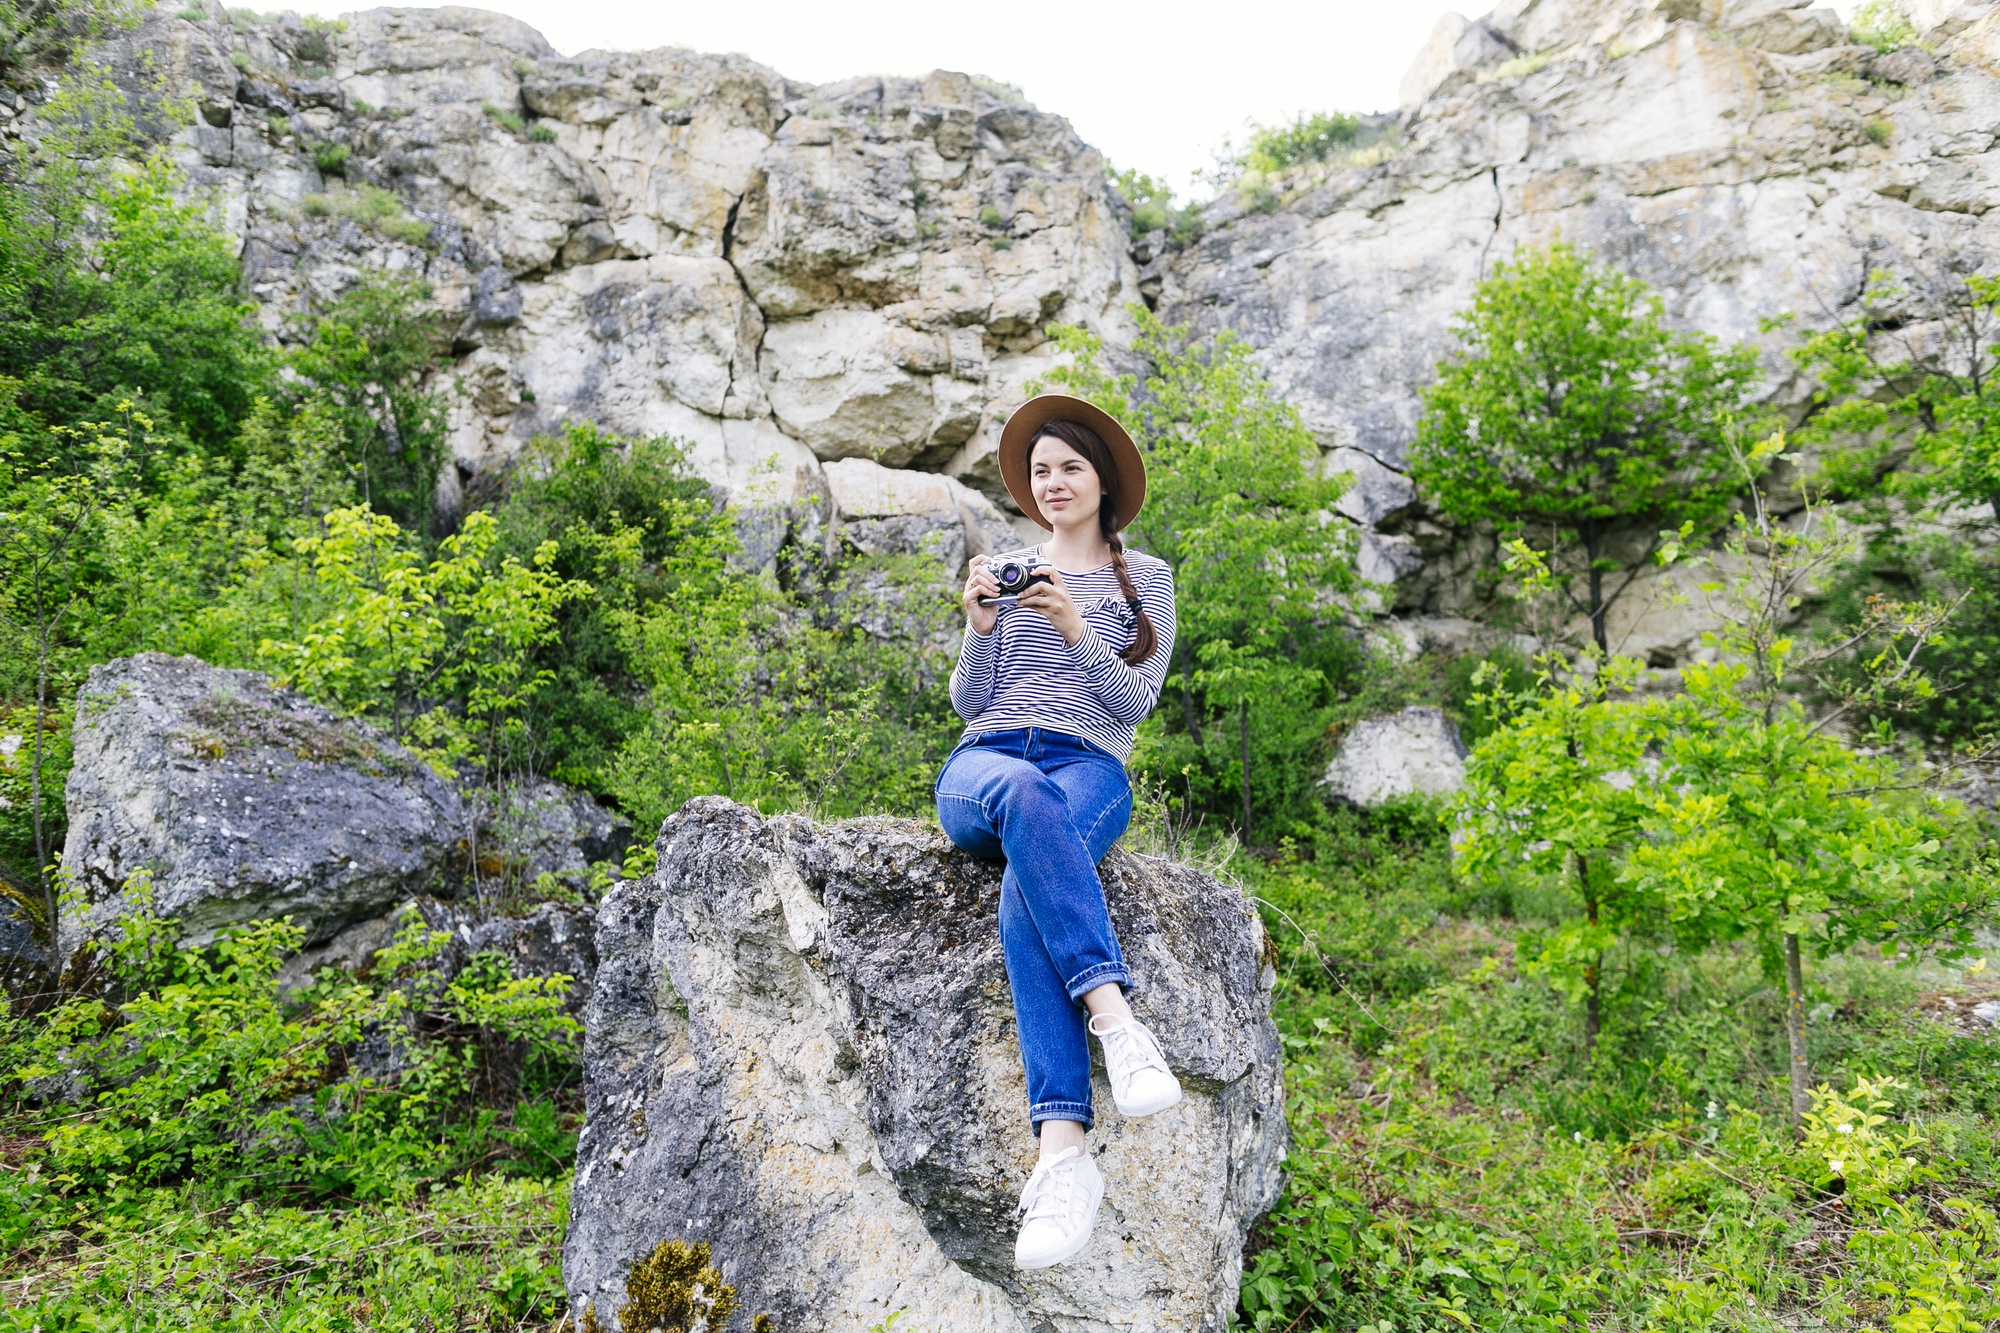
[328,0,1869,197]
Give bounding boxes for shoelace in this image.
[1018,1147,1082,1222]
[1096,1018,1170,1092]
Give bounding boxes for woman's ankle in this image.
[1079,981,1132,1025]
[1037,1118,1087,1159]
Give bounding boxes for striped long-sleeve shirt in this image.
[949,547,1178,762]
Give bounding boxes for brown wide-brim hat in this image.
[998,394,1147,532]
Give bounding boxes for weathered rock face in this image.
[52,4,1137,546]
[566,797,1285,1332]
[1324,707,1470,807]
[1164,0,2000,645]
[40,0,2000,639]
[59,654,464,961]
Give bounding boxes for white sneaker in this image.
[1014,1146,1104,1269]
[1090,1013,1183,1117]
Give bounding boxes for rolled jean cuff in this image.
[1064,961,1132,1001]
[1030,1099,1095,1131]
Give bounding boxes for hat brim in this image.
[997,394,1146,532]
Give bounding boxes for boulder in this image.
[822,456,1035,569]
[1324,707,1470,807]
[470,775,632,888]
[565,797,1286,1332]
[59,655,463,962]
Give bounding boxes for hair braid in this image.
[1105,530,1158,667]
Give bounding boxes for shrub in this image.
[311,140,348,175]
[1409,241,1759,653]
[1240,111,1366,173]
[4,894,581,1197]
[1852,0,1919,52]
[528,122,556,143]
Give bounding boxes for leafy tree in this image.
[489,423,723,788]
[0,401,148,928]
[1035,308,1359,843]
[1790,268,2000,746]
[1624,436,1992,1133]
[1410,242,1759,653]
[1454,643,1656,1053]
[284,273,451,530]
[250,505,590,781]
[607,521,961,831]
[1794,267,2000,523]
[0,100,273,455]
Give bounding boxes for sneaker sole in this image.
[1114,1083,1183,1118]
[1014,1171,1104,1270]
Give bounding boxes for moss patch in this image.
[183,696,413,777]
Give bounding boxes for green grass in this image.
[0,1176,568,1328]
[1236,807,2000,1331]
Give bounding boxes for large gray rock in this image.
[59,654,464,961]
[565,797,1285,1332]
[1324,707,1471,806]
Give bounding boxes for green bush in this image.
[311,139,349,175]
[529,121,557,143]
[1852,0,1920,52]
[2,894,580,1197]
[1240,112,1366,173]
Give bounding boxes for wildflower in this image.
[1829,1159,1845,1175]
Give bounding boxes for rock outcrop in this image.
[1324,707,1470,807]
[566,797,1286,1332]
[42,4,1136,548]
[30,0,2000,634]
[59,654,464,961]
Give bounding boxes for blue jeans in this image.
[935,727,1134,1131]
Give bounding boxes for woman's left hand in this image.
[1016,566,1087,645]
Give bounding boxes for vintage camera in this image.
[980,549,1052,606]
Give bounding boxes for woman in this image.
[933,393,1182,1271]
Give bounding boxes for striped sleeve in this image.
[1060,566,1177,723]
[950,626,999,721]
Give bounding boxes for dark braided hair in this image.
[1030,420,1159,667]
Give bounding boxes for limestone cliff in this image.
[23,2,1134,555]
[17,0,2000,645]
[1163,0,2000,651]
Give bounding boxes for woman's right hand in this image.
[962,556,1000,636]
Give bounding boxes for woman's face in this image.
[1030,434,1104,532]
